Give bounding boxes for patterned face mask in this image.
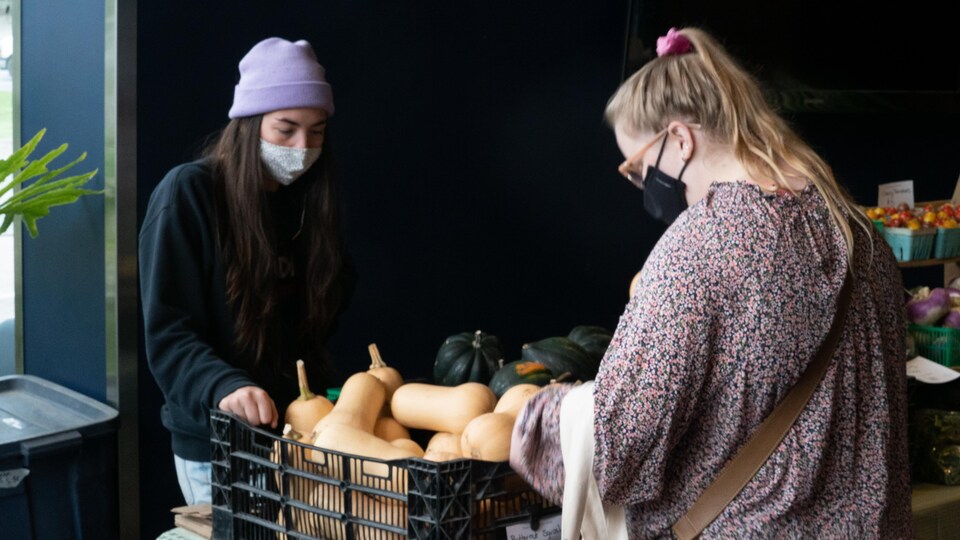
[259,139,322,186]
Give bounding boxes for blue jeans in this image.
[174,456,212,505]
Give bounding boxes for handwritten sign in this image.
[505,514,562,540]
[907,356,960,384]
[0,468,29,489]
[878,180,914,209]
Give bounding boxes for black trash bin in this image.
[0,374,119,540]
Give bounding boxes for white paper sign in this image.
[906,356,960,384]
[505,514,562,540]
[878,180,915,208]
[0,468,30,489]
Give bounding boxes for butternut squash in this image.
[367,343,404,405]
[460,413,514,462]
[422,449,463,462]
[493,384,541,420]
[284,359,334,436]
[353,492,407,540]
[273,424,342,539]
[425,432,461,455]
[389,438,425,457]
[310,423,417,492]
[391,382,497,434]
[374,416,410,442]
[310,372,385,439]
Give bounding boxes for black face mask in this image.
[642,135,689,225]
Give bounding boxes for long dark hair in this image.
[203,115,347,369]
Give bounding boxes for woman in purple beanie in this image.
[139,37,355,504]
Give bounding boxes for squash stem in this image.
[282,423,303,441]
[296,359,315,400]
[472,330,483,349]
[368,343,388,369]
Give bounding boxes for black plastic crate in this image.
[210,411,558,539]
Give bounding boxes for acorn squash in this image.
[433,330,502,386]
[488,360,554,398]
[567,325,613,365]
[521,336,596,382]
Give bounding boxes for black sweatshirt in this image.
[139,160,352,460]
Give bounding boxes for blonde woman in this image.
[510,28,911,538]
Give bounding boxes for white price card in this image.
[505,513,562,540]
[878,180,915,209]
[906,356,960,384]
[0,468,30,489]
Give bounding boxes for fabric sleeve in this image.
[593,224,724,506]
[139,169,254,430]
[510,383,574,506]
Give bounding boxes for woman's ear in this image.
[667,121,696,162]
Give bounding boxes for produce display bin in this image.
[210,411,558,539]
[0,375,119,540]
[934,227,960,259]
[909,324,960,367]
[884,227,937,262]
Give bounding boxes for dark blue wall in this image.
[20,1,106,400]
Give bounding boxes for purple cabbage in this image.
[907,287,951,325]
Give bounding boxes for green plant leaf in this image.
[0,129,45,181]
[0,129,100,237]
[0,213,13,235]
[3,170,99,208]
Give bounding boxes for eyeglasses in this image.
[617,129,667,189]
[617,124,701,189]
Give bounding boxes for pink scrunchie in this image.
[656,27,693,57]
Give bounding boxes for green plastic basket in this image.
[934,227,960,259]
[909,323,960,367]
[884,227,936,262]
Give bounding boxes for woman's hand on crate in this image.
[218,386,279,428]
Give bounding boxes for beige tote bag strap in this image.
[672,270,853,540]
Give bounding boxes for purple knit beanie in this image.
[228,37,335,119]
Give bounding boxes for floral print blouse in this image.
[512,181,912,539]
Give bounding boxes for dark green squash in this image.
[520,337,597,382]
[433,330,503,386]
[567,325,613,365]
[488,360,554,398]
